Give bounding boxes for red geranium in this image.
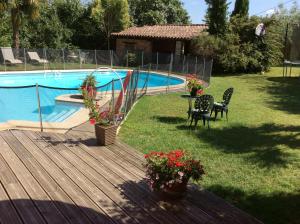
[144,149,205,191]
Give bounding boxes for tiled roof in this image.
[111,24,207,40]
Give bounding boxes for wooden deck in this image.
[0,129,262,224]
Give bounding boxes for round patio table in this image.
[181,94,199,120]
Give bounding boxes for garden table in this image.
[181,94,199,120]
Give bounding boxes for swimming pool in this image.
[0,70,184,123]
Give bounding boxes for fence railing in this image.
[0,68,149,132]
[0,48,213,131]
[0,48,212,84]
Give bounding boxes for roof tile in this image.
[111,24,207,40]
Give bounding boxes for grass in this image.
[119,67,300,224]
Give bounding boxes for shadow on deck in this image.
[0,129,262,224]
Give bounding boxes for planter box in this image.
[95,124,117,146]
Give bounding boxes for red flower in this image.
[197,89,204,95]
[89,118,96,125]
[175,162,184,167]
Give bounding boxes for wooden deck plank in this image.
[0,138,46,224]
[0,130,262,224]
[11,130,94,224]
[0,180,23,224]
[67,132,218,224]
[32,131,137,224]
[111,141,263,224]
[0,131,69,224]
[50,132,161,224]
[110,140,263,224]
[22,131,114,224]
[54,132,194,224]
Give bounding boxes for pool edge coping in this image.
[0,70,186,133]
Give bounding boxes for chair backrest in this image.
[194,95,214,112]
[27,52,41,60]
[223,88,234,105]
[1,47,15,60]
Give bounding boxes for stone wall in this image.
[116,39,152,54]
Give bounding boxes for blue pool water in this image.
[0,70,183,123]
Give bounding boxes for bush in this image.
[192,16,283,74]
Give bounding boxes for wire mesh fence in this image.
[0,47,212,84]
[0,47,212,130]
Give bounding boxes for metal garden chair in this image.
[211,88,234,121]
[190,95,214,129]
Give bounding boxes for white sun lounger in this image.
[1,47,23,65]
[27,51,49,64]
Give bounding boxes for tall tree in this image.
[205,0,228,35]
[0,0,39,49]
[91,0,130,49]
[231,0,249,17]
[128,0,190,26]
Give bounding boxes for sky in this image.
[183,0,300,24]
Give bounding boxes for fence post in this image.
[145,64,150,94]
[126,50,129,67]
[110,50,113,68]
[43,48,47,71]
[141,51,144,68]
[62,49,65,70]
[167,54,174,92]
[78,49,81,69]
[36,83,43,132]
[94,49,98,68]
[23,48,27,71]
[111,79,115,124]
[182,55,186,73]
[202,58,206,80]
[195,56,198,74]
[156,52,159,71]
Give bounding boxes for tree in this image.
[91,0,130,49]
[22,2,72,49]
[128,0,190,26]
[231,0,249,17]
[0,0,39,49]
[0,12,11,47]
[205,0,228,35]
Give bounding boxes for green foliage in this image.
[0,12,11,46]
[91,0,130,49]
[21,3,72,49]
[193,16,283,73]
[144,150,205,191]
[82,74,97,88]
[205,0,228,35]
[231,0,249,17]
[120,70,300,224]
[0,0,40,49]
[128,0,190,26]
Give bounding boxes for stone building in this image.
[111,24,207,56]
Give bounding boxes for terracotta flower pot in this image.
[95,124,117,146]
[158,179,189,200]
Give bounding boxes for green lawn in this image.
[119,67,300,224]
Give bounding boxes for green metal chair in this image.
[190,95,214,129]
[211,88,234,121]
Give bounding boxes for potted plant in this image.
[81,74,97,99]
[186,74,204,97]
[82,89,117,146]
[144,150,205,199]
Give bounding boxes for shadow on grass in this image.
[152,115,187,124]
[207,185,300,224]
[265,77,300,114]
[177,123,300,167]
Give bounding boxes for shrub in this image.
[192,16,283,74]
